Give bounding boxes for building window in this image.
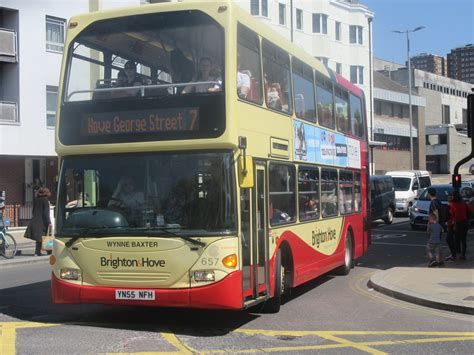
[279,3,286,25]
[316,56,329,66]
[46,86,58,127]
[251,0,268,17]
[442,104,450,124]
[349,25,363,44]
[312,14,327,34]
[335,21,341,41]
[336,62,342,74]
[296,9,303,30]
[46,16,66,53]
[350,65,364,84]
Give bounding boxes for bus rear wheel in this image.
[262,249,282,313]
[335,231,353,276]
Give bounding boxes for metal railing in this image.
[3,203,33,227]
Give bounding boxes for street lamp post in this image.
[393,26,425,171]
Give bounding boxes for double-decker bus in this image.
[51,0,370,312]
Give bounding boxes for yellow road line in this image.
[318,333,387,355]
[234,329,474,337]
[0,322,59,355]
[0,326,16,355]
[160,332,194,354]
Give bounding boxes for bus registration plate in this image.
[115,290,155,300]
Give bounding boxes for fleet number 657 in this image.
[201,257,219,266]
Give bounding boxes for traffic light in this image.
[452,174,462,189]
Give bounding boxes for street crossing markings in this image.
[2,320,473,354]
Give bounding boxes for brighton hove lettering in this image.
[100,256,166,269]
[311,227,337,248]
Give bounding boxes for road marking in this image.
[372,242,426,247]
[372,233,407,240]
[160,332,195,354]
[317,333,387,354]
[0,322,59,355]
[2,321,473,354]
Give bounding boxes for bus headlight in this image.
[222,254,237,268]
[194,270,215,282]
[60,268,81,280]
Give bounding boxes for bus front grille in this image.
[97,271,171,282]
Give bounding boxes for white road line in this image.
[372,242,426,247]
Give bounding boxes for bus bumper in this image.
[51,271,243,310]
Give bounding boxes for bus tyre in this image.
[335,232,353,276]
[262,249,282,313]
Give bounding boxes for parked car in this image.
[385,170,431,215]
[410,184,472,230]
[409,185,452,230]
[370,175,395,224]
[450,179,474,189]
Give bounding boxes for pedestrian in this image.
[25,187,52,256]
[426,212,444,267]
[450,190,470,260]
[445,192,457,261]
[427,187,447,232]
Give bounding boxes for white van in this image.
[384,170,432,215]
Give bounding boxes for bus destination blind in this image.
[82,107,199,136]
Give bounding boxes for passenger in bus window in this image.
[182,57,222,94]
[169,49,195,94]
[114,70,127,87]
[123,61,143,87]
[267,83,282,110]
[237,56,251,99]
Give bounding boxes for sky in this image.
[362,0,474,64]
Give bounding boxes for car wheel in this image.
[383,208,394,225]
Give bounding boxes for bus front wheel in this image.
[262,249,282,313]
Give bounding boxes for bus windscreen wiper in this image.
[64,226,127,248]
[135,226,206,247]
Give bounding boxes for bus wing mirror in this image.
[238,156,254,188]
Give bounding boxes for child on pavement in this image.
[426,213,444,267]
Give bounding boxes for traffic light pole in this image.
[452,92,474,192]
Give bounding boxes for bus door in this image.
[242,163,269,302]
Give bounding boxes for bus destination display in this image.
[82,107,199,136]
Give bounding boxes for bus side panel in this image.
[274,230,345,288]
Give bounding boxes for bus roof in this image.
[67,0,331,81]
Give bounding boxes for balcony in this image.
[0,101,18,124]
[0,28,18,63]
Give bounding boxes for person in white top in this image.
[182,57,222,94]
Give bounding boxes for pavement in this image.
[1,173,473,315]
